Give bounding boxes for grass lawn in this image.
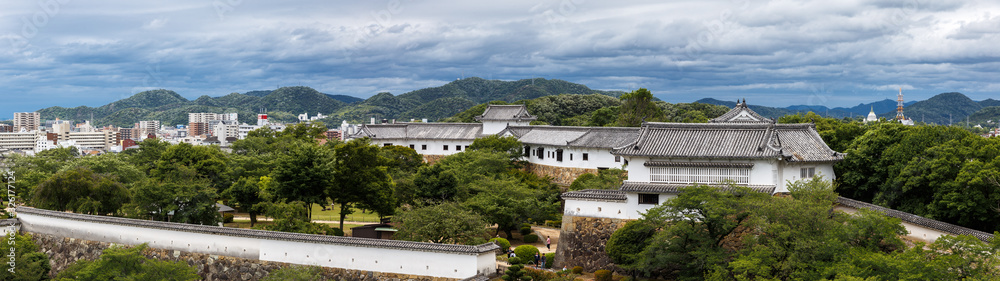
[225,219,364,236]
[309,203,382,223]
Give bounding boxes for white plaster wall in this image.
[260,240,488,279]
[380,139,472,156]
[482,122,509,135]
[18,213,261,259]
[834,206,947,243]
[18,212,497,279]
[524,146,624,170]
[563,200,631,220]
[624,157,648,182]
[625,193,677,219]
[777,162,836,193]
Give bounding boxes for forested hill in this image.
[699,92,1000,126]
[321,77,626,123]
[37,78,625,127]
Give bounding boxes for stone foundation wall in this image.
[553,215,631,272]
[423,155,447,165]
[29,232,454,281]
[525,163,597,186]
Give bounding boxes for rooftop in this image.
[352,122,484,141]
[502,126,639,148]
[474,105,537,122]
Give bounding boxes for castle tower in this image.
[895,87,906,121]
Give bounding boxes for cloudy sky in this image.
[1,0,999,118]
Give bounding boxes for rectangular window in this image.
[421,144,427,150]
[409,144,415,149]
[383,143,392,147]
[524,146,531,157]
[801,167,816,178]
[443,145,449,151]
[465,145,469,150]
[456,145,462,151]
[537,147,544,160]
[638,194,659,205]
[583,153,589,161]
[615,155,621,162]
[556,149,564,162]
[649,166,751,185]
[570,154,573,161]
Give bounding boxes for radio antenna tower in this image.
[895,87,906,121]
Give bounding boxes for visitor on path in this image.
[534,253,540,267]
[546,236,551,250]
[540,254,546,268]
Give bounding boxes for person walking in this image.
[546,236,551,250]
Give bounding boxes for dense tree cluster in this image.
[609,178,1000,280]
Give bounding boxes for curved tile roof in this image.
[612,122,843,162]
[835,197,995,242]
[501,126,639,148]
[16,207,499,254]
[475,105,537,122]
[561,189,626,202]
[352,123,483,141]
[710,101,772,124]
[620,182,776,194]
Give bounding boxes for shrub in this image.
[508,256,523,265]
[525,267,558,281]
[223,213,234,223]
[594,269,612,281]
[520,226,533,235]
[329,227,344,236]
[545,220,562,228]
[545,253,555,269]
[571,266,583,274]
[491,237,512,251]
[523,234,539,243]
[514,245,540,264]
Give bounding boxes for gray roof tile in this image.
[475,105,537,122]
[835,197,995,242]
[620,182,776,194]
[612,122,843,162]
[16,207,499,254]
[502,126,639,148]
[353,123,483,141]
[561,189,626,202]
[710,101,772,124]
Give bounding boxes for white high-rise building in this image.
[13,112,40,132]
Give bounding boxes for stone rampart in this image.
[553,215,630,272]
[31,233,451,281]
[525,163,597,186]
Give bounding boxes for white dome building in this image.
[865,106,878,123]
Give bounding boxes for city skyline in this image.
[2,1,998,117]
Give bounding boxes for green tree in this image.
[413,164,460,201]
[0,233,51,281]
[379,145,426,206]
[32,167,129,216]
[392,202,487,244]
[152,142,229,190]
[257,200,335,235]
[221,176,267,226]
[469,135,524,162]
[272,143,335,220]
[586,106,620,126]
[606,220,657,277]
[123,138,169,173]
[54,244,199,281]
[568,169,625,191]
[331,138,395,229]
[616,88,663,127]
[125,166,218,225]
[465,176,556,239]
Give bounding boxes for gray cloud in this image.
[0,0,998,118]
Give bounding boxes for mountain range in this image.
[35,78,625,128]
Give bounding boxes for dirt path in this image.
[533,227,560,255]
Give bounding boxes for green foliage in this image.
[523,234,539,243]
[503,264,533,281]
[257,200,335,235]
[779,111,865,152]
[464,175,558,239]
[380,145,425,206]
[519,94,622,126]
[657,102,730,123]
[571,266,583,274]
[262,266,325,281]
[0,233,50,281]
[490,237,511,250]
[469,135,524,162]
[329,227,345,236]
[392,202,487,245]
[594,270,612,281]
[606,220,657,271]
[568,169,625,191]
[222,212,234,223]
[152,142,229,190]
[524,267,557,281]
[221,176,267,226]
[55,244,199,281]
[413,164,461,201]
[545,253,555,269]
[520,226,533,236]
[32,166,128,216]
[514,245,540,263]
[272,143,334,219]
[331,138,396,228]
[124,167,219,225]
[442,101,510,123]
[616,88,663,127]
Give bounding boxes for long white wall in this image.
[17,208,497,279]
[563,194,678,221]
[524,146,625,170]
[378,139,472,156]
